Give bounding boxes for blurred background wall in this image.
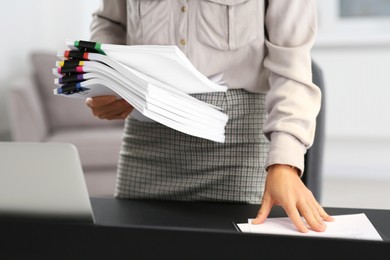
[0,1,389,203]
[313,0,390,181]
[0,0,100,139]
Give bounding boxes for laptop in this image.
[0,142,95,223]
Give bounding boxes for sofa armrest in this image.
[7,75,49,141]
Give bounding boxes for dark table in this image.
[1,197,389,259]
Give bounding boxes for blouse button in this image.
[180,39,187,46]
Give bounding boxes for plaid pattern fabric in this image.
[115,89,269,204]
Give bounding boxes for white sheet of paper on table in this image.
[237,213,383,241]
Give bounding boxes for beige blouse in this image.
[90,0,321,174]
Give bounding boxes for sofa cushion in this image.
[45,126,124,170]
[31,52,124,130]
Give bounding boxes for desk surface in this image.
[92,197,390,239]
[1,198,390,259]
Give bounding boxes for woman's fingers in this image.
[252,194,273,225]
[86,96,117,108]
[86,96,133,120]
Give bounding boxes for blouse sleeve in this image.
[89,0,127,44]
[263,0,321,175]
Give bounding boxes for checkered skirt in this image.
[115,89,269,204]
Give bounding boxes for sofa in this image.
[7,52,124,197]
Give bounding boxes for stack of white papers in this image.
[236,213,383,241]
[52,40,228,143]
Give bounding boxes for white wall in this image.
[313,1,390,180]
[0,0,100,134]
[312,43,390,180]
[312,46,390,139]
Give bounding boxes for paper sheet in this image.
[236,213,383,241]
[54,42,229,143]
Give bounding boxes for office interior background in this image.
[0,0,389,209]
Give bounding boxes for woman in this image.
[87,0,334,233]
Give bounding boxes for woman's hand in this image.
[86,96,133,120]
[252,164,334,233]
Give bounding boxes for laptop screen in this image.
[0,142,94,223]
